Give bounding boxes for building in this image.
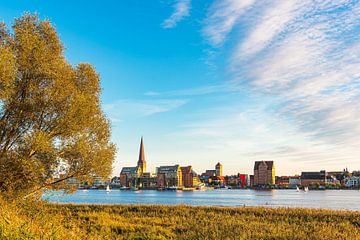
[140,172,157,189]
[215,162,223,176]
[119,137,147,187]
[345,176,359,187]
[253,161,275,186]
[276,176,290,187]
[202,170,216,177]
[300,170,327,186]
[156,165,182,188]
[110,176,121,188]
[238,174,249,187]
[120,167,140,187]
[137,137,146,176]
[288,176,301,188]
[181,166,200,188]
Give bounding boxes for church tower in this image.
[137,137,146,175]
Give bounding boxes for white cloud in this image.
[238,1,304,57]
[144,84,233,97]
[162,0,191,29]
[203,0,256,46]
[199,0,360,170]
[104,99,188,123]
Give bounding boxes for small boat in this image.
[296,186,300,192]
[106,185,111,192]
[120,186,130,190]
[304,186,309,192]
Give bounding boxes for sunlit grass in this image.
[1,198,360,239]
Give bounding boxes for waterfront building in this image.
[253,161,275,186]
[276,176,291,187]
[224,175,237,186]
[156,165,182,188]
[120,167,140,187]
[137,137,146,176]
[64,177,81,188]
[203,170,216,177]
[238,174,249,187]
[345,176,359,187]
[110,176,121,188]
[119,137,147,187]
[288,176,301,188]
[249,175,254,187]
[300,170,326,186]
[210,175,225,186]
[181,166,200,188]
[140,172,158,189]
[215,162,223,176]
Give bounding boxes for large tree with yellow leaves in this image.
[0,14,116,198]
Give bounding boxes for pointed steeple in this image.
[137,136,146,174]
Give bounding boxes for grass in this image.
[1,198,360,239]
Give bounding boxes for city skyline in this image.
[2,1,360,176]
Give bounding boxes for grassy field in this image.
[1,199,360,239]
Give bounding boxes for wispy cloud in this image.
[203,0,256,46]
[104,99,188,123]
[197,0,360,170]
[162,0,191,29]
[144,84,235,97]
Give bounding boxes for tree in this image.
[0,14,116,198]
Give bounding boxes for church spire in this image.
[137,136,146,174]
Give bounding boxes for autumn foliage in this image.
[0,14,115,198]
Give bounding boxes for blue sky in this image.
[2,0,360,176]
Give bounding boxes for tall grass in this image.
[1,198,360,239]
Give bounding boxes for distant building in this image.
[119,137,147,187]
[253,161,275,186]
[181,166,200,188]
[140,172,157,189]
[300,170,326,186]
[203,170,216,177]
[137,137,146,176]
[345,176,359,187]
[238,174,249,187]
[276,176,290,187]
[156,165,182,188]
[120,167,140,187]
[215,162,223,176]
[288,176,301,188]
[250,175,254,187]
[110,176,121,188]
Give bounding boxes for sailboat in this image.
[304,186,309,192]
[106,185,111,192]
[296,186,300,192]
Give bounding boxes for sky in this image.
[1,0,360,176]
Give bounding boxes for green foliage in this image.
[0,14,115,198]
[1,198,360,240]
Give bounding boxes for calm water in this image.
[43,189,360,210]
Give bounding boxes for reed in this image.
[1,198,359,239]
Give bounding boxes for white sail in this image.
[296,186,300,192]
[106,185,111,192]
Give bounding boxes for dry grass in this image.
[1,198,360,239]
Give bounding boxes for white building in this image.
[345,176,360,187]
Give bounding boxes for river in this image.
[43,189,360,210]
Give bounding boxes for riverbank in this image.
[1,199,360,239]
